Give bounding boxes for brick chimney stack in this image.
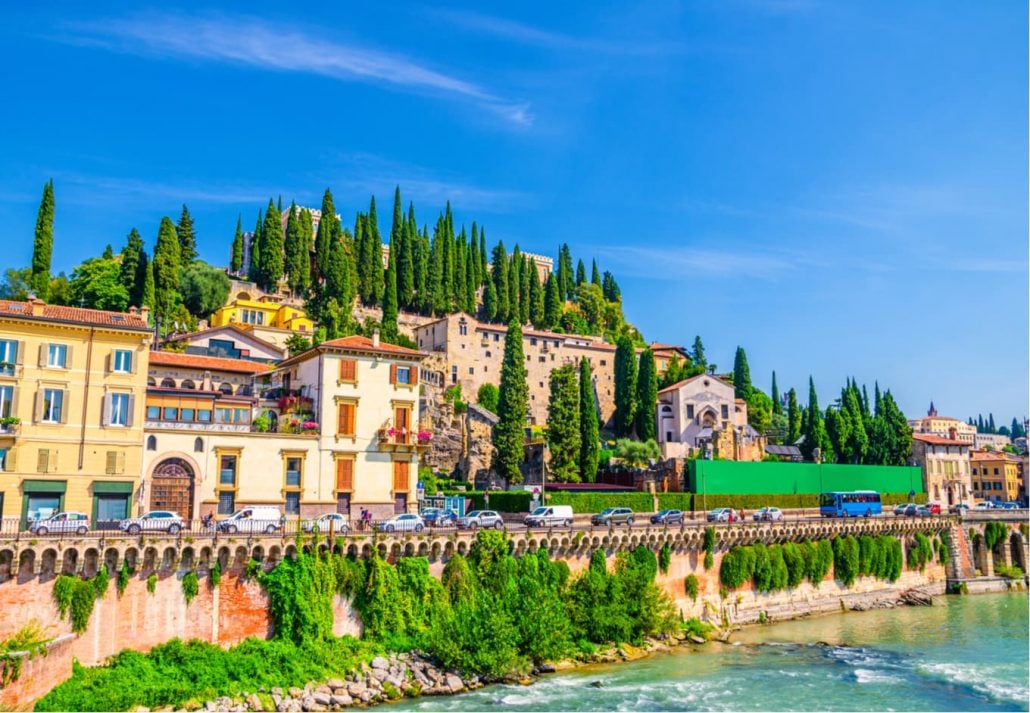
[372,328,381,348]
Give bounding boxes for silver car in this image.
[119,511,184,535]
[753,507,784,522]
[458,510,504,530]
[30,511,90,535]
[301,513,350,534]
[376,513,425,533]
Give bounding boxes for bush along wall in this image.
[37,532,680,712]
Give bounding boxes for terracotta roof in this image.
[912,433,968,446]
[658,372,733,395]
[0,299,150,330]
[149,351,273,374]
[970,450,1020,462]
[319,335,426,358]
[163,324,286,354]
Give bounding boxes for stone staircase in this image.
[948,524,975,580]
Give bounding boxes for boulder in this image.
[288,688,303,699]
[247,694,264,711]
[346,682,366,697]
[688,635,706,645]
[312,692,332,707]
[371,656,390,671]
[536,663,557,674]
[329,694,353,707]
[445,673,465,693]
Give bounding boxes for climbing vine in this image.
[0,621,50,689]
[684,574,699,601]
[146,574,157,595]
[832,536,860,586]
[116,561,132,597]
[703,527,716,570]
[937,532,950,566]
[984,522,1008,553]
[658,543,671,574]
[908,533,933,572]
[209,561,222,588]
[181,572,199,605]
[53,570,111,635]
[93,565,110,599]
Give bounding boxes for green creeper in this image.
[614,335,637,437]
[634,348,658,441]
[493,319,529,483]
[579,357,600,482]
[547,364,581,482]
[30,179,55,300]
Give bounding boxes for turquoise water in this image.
[391,593,1029,711]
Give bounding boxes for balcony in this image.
[376,427,432,452]
[0,418,21,442]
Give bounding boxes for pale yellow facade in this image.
[970,451,1021,503]
[210,295,315,336]
[0,300,151,527]
[908,415,976,444]
[910,434,972,506]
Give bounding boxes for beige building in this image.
[162,324,286,362]
[973,432,1012,451]
[655,374,764,461]
[910,433,972,506]
[269,333,428,520]
[908,403,976,445]
[413,312,618,426]
[969,450,1021,504]
[0,299,151,527]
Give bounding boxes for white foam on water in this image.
[852,668,903,685]
[918,661,1030,705]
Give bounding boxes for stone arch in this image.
[217,546,231,570]
[161,546,178,571]
[404,543,416,557]
[160,377,176,388]
[219,383,234,395]
[198,546,213,570]
[20,550,39,580]
[234,546,249,569]
[143,546,158,572]
[147,377,157,387]
[147,454,200,520]
[971,533,991,576]
[417,542,429,557]
[361,544,373,559]
[252,545,265,565]
[429,542,441,561]
[346,544,359,560]
[61,549,78,575]
[376,543,388,559]
[237,384,253,397]
[268,546,282,568]
[104,548,120,575]
[443,541,455,558]
[456,541,469,556]
[82,548,100,578]
[284,544,298,561]
[180,547,196,571]
[1010,533,1026,572]
[181,379,197,390]
[0,548,12,581]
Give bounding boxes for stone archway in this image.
[149,457,196,519]
[1010,533,1027,572]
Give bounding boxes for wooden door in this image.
[149,458,195,519]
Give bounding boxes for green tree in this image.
[591,259,601,286]
[48,273,71,305]
[635,348,658,441]
[476,383,500,414]
[248,209,263,283]
[176,205,197,263]
[230,216,244,274]
[786,388,802,444]
[152,216,182,323]
[493,319,529,483]
[140,254,155,318]
[529,259,545,326]
[547,364,581,482]
[30,179,55,300]
[313,188,338,284]
[381,249,399,340]
[119,228,145,306]
[543,273,562,330]
[400,202,417,308]
[519,255,532,324]
[579,357,600,482]
[614,335,637,437]
[0,268,31,300]
[367,197,385,306]
[691,336,707,369]
[733,346,752,398]
[258,200,285,291]
[771,372,782,415]
[491,242,510,323]
[179,261,231,319]
[801,377,833,462]
[601,271,621,302]
[575,282,605,334]
[69,257,130,311]
[482,278,498,322]
[284,203,310,294]
[557,244,574,300]
[575,259,586,286]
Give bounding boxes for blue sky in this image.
[0,2,1026,424]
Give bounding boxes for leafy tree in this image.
[732,346,752,398]
[69,257,130,311]
[152,216,182,323]
[614,335,637,437]
[691,336,707,369]
[0,268,31,300]
[476,383,500,414]
[547,364,581,482]
[119,228,145,305]
[284,333,312,356]
[579,357,600,482]
[48,273,71,306]
[493,320,529,483]
[230,216,244,274]
[614,438,660,467]
[787,388,802,444]
[745,389,774,435]
[30,179,55,299]
[179,261,231,318]
[634,348,658,441]
[176,205,197,263]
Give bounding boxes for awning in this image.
[92,481,134,495]
[22,479,67,493]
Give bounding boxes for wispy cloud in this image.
[436,9,688,57]
[54,12,531,126]
[596,244,797,279]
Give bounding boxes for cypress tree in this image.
[324,226,350,308]
[988,413,996,434]
[248,210,263,284]
[557,244,574,300]
[874,382,883,416]
[454,226,468,313]
[614,335,637,437]
[469,223,480,287]
[478,230,488,287]
[529,259,545,326]
[119,228,145,305]
[575,259,586,286]
[482,278,498,322]
[177,205,197,263]
[139,252,155,319]
[152,216,182,323]
[591,259,601,287]
[635,348,658,441]
[417,227,431,313]
[428,227,446,315]
[230,216,244,274]
[579,357,600,482]
[843,384,869,464]
[29,179,55,300]
[398,200,415,309]
[259,199,284,291]
[861,384,871,418]
[493,319,529,483]
[313,188,337,284]
[801,377,832,462]
[367,197,385,306]
[519,254,532,324]
[544,273,561,330]
[464,240,477,314]
[771,372,782,415]
[509,246,522,324]
[439,216,453,311]
[733,346,752,398]
[382,246,399,340]
[491,242,509,323]
[787,388,801,444]
[284,202,308,295]
[977,415,985,433]
[547,365,582,482]
[691,336,707,369]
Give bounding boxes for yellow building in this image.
[908,402,976,445]
[209,291,315,344]
[0,299,151,528]
[970,450,1021,503]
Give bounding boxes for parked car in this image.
[707,507,739,523]
[29,511,90,535]
[998,501,1020,510]
[948,503,970,514]
[458,510,504,530]
[421,508,458,527]
[893,503,917,516]
[216,506,283,535]
[524,505,574,528]
[591,507,635,526]
[651,509,685,525]
[118,511,184,535]
[914,505,933,517]
[301,513,350,534]
[924,503,942,515]
[376,513,425,533]
[974,501,996,510]
[753,507,784,522]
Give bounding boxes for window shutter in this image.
[336,458,354,491]
[60,391,69,423]
[5,448,16,472]
[337,404,346,435]
[13,341,23,366]
[393,461,410,492]
[105,353,112,374]
[38,344,47,367]
[126,394,136,427]
[339,359,356,381]
[390,364,397,384]
[33,391,42,423]
[36,449,48,474]
[117,450,126,474]
[106,451,117,475]
[346,404,355,435]
[129,351,137,374]
[65,345,74,368]
[102,393,112,426]
[411,366,419,386]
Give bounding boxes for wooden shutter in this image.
[59,391,69,424]
[126,395,136,427]
[410,366,419,386]
[393,460,410,492]
[336,458,354,491]
[129,350,137,374]
[389,364,397,384]
[106,451,117,475]
[65,346,74,368]
[339,359,356,381]
[38,344,47,368]
[33,391,42,423]
[36,449,49,474]
[337,403,355,436]
[5,448,17,472]
[102,393,112,426]
[13,341,23,366]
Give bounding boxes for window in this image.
[686,404,694,419]
[42,389,63,423]
[47,344,67,368]
[0,339,17,375]
[335,457,354,491]
[554,340,559,347]
[180,408,195,422]
[285,457,302,487]
[973,481,979,490]
[146,435,157,451]
[993,467,999,475]
[0,385,12,419]
[459,322,468,336]
[451,366,458,383]
[219,455,237,486]
[113,350,132,373]
[146,405,160,420]
[396,366,411,385]
[337,402,356,437]
[486,350,492,358]
[285,492,300,515]
[539,357,546,363]
[110,393,130,426]
[470,366,476,374]
[600,360,607,366]
[218,492,235,515]
[194,437,204,452]
[493,333,499,342]
[163,407,178,420]
[721,405,729,419]
[339,359,357,382]
[530,338,537,346]
[198,409,212,423]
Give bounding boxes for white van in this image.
[524,505,574,528]
[217,506,283,535]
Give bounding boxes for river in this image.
[389,593,1029,712]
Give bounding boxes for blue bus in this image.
[819,491,882,518]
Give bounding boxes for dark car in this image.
[591,508,635,526]
[650,509,684,525]
[948,503,970,515]
[421,508,458,527]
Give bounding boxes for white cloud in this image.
[57,12,531,126]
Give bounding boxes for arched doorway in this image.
[1011,533,1027,573]
[150,458,196,519]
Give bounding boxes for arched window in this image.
[147,377,156,386]
[194,437,204,453]
[219,383,234,395]
[160,378,176,388]
[146,435,157,451]
[236,384,253,396]
[181,379,196,390]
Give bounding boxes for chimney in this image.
[128,306,138,315]
[372,328,381,348]
[140,305,150,324]
[29,296,45,316]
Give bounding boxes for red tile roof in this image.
[658,372,733,394]
[0,299,150,330]
[912,433,968,446]
[163,324,286,354]
[319,335,426,358]
[149,350,273,374]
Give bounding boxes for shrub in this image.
[116,561,132,597]
[832,536,860,586]
[995,564,1024,580]
[147,574,157,595]
[70,578,96,634]
[182,572,199,605]
[684,574,699,601]
[703,526,716,570]
[682,617,714,640]
[719,546,755,589]
[93,565,110,600]
[53,575,75,618]
[209,561,222,588]
[937,532,950,566]
[782,542,805,589]
[907,533,933,572]
[658,543,671,575]
[984,522,1008,553]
